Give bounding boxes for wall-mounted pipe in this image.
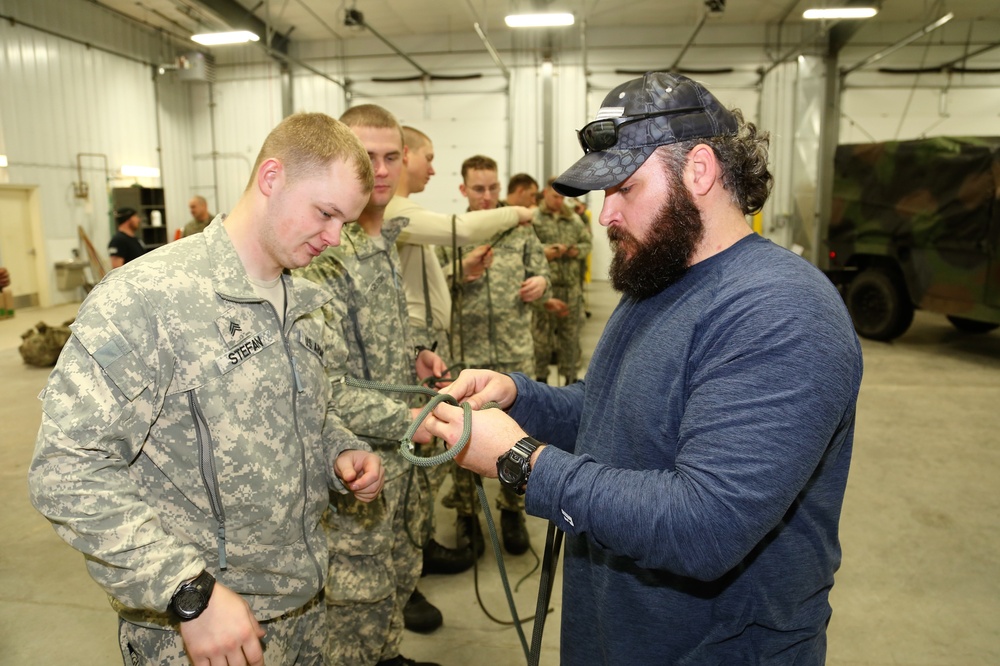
[74,153,110,199]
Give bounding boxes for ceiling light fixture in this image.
[504,13,575,28]
[121,165,161,178]
[803,7,878,20]
[191,31,260,46]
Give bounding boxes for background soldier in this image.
[532,178,592,384]
[183,195,214,237]
[437,155,549,555]
[296,105,447,666]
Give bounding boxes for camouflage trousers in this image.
[325,465,429,665]
[117,594,327,665]
[533,285,584,380]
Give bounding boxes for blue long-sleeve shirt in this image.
[510,234,863,664]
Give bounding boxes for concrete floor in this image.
[1,281,998,665]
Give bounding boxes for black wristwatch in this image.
[497,436,541,496]
[168,570,216,622]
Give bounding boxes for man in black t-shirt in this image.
[108,207,148,268]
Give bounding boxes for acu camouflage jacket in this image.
[295,218,416,481]
[28,219,364,625]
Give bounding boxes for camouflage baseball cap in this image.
[553,72,738,197]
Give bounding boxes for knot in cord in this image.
[340,376,498,466]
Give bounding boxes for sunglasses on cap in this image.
[576,106,704,154]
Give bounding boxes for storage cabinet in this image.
[111,187,167,249]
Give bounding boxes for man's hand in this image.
[334,450,385,502]
[564,244,580,259]
[462,245,493,282]
[438,369,518,411]
[519,276,547,303]
[415,349,449,384]
[0,267,9,290]
[423,403,527,477]
[544,298,570,317]
[512,206,535,225]
[179,583,265,666]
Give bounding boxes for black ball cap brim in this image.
[553,144,658,197]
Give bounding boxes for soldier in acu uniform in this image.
[532,178,592,384]
[295,105,448,666]
[437,155,550,556]
[28,113,385,666]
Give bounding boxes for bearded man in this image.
[421,72,863,664]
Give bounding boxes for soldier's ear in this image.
[257,159,283,196]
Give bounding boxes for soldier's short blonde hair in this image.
[402,126,431,151]
[246,113,374,194]
[340,104,405,149]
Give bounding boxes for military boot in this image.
[500,509,530,555]
[376,655,440,666]
[403,588,443,634]
[422,538,473,575]
[456,514,485,559]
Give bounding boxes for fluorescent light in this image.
[121,165,160,178]
[803,7,878,20]
[0,155,7,167]
[191,31,260,46]
[505,13,575,28]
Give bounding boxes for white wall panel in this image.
[840,80,1000,143]
[195,65,285,216]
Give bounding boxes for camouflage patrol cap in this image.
[553,72,738,197]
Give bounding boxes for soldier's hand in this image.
[415,349,449,384]
[512,206,535,225]
[335,450,385,503]
[519,276,547,303]
[462,245,492,282]
[0,267,9,289]
[565,244,580,258]
[544,298,570,317]
[544,244,564,261]
[179,583,265,666]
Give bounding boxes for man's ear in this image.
[685,144,719,198]
[459,182,468,198]
[257,158,282,196]
[402,145,410,166]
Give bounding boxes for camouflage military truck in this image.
[825,137,1000,341]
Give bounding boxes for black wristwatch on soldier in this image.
[168,570,215,621]
[497,436,541,496]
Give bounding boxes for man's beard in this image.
[608,180,704,300]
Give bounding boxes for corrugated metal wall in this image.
[0,0,194,304]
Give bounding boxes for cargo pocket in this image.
[324,493,394,606]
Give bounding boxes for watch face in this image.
[498,457,522,485]
[175,588,204,615]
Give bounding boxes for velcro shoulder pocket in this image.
[71,308,153,401]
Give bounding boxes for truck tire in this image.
[846,268,914,341]
[946,316,999,334]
